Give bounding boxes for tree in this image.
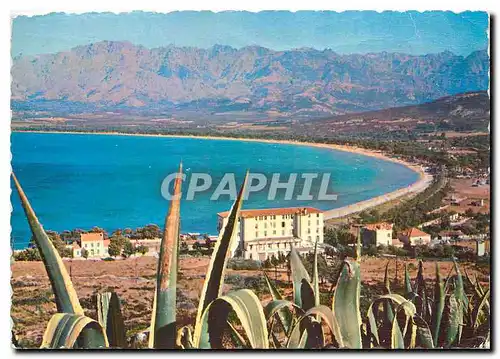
[136,245,149,256]
[122,240,135,258]
[81,248,89,260]
[108,237,123,257]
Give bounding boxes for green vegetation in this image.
[12,169,490,349]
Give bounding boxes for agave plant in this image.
[11,169,490,350]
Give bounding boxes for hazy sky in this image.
[12,11,488,57]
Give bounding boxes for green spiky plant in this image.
[11,169,490,349]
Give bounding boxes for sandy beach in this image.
[13,130,432,218]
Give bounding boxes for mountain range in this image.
[11,41,489,117]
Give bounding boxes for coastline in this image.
[13,129,433,219]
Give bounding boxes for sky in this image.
[11,11,489,57]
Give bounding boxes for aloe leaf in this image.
[431,263,445,347]
[332,260,362,349]
[96,292,126,348]
[41,313,108,349]
[12,173,83,315]
[192,173,248,347]
[151,163,183,348]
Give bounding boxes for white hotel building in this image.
[217,207,324,260]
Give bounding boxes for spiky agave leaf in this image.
[192,174,248,348]
[150,163,183,348]
[96,292,126,348]
[413,314,434,349]
[41,313,108,349]
[12,173,83,315]
[332,260,362,349]
[289,246,315,310]
[366,294,412,348]
[175,326,193,349]
[263,271,293,335]
[431,263,445,347]
[404,263,413,296]
[286,305,343,349]
[384,261,391,294]
[414,261,430,322]
[312,241,320,308]
[200,289,269,349]
[441,291,461,348]
[472,288,490,331]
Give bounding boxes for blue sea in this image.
[10,132,419,249]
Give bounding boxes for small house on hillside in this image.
[362,222,394,247]
[398,228,431,246]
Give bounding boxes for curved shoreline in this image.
[13,130,433,219]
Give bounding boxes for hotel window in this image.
[317,213,320,217]
[256,232,259,237]
[273,230,276,235]
[264,231,267,236]
[308,220,311,226]
[316,228,319,233]
[264,223,267,229]
[282,230,285,236]
[268,244,271,249]
[282,222,285,227]
[317,220,319,225]
[307,228,310,234]
[91,243,94,248]
[249,245,253,250]
[316,236,319,240]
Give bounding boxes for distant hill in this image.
[11,41,489,118]
[301,91,490,135]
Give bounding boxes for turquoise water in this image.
[10,132,419,249]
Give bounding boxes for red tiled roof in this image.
[217,207,322,219]
[80,232,104,242]
[364,222,393,231]
[407,228,430,238]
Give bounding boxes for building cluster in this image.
[217,207,325,260]
[66,205,488,261]
[360,221,489,257]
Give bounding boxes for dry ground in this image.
[11,255,489,348]
[448,178,490,214]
